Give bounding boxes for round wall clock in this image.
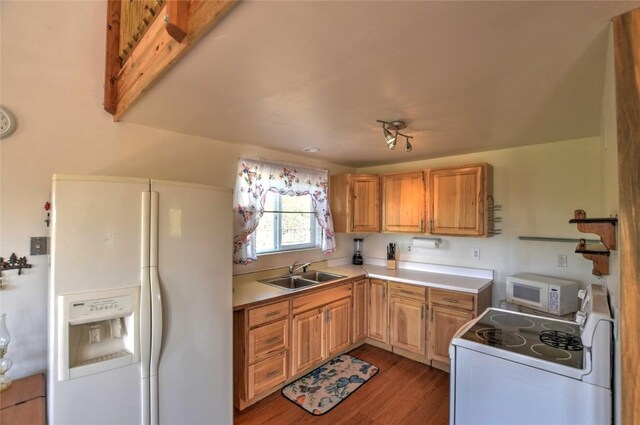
[0,107,17,138]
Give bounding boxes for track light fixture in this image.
[377,120,413,152]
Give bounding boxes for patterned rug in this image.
[281,354,379,416]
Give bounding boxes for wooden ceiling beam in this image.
[104,0,122,115]
[107,0,237,120]
[165,0,189,43]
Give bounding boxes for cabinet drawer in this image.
[389,282,427,301]
[430,289,474,311]
[248,300,290,328]
[248,319,288,364]
[247,351,288,400]
[292,284,351,315]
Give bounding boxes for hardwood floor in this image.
[234,345,450,425]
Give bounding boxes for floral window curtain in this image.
[233,158,337,264]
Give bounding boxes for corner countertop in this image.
[233,263,492,310]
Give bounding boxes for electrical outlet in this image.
[557,254,568,268]
[407,244,412,253]
[472,248,480,260]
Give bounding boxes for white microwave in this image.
[506,273,579,316]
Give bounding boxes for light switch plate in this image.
[30,236,49,255]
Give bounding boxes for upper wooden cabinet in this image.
[330,174,380,233]
[382,172,426,233]
[427,163,493,237]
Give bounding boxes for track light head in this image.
[383,126,396,143]
[404,139,412,152]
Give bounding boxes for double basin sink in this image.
[259,270,346,291]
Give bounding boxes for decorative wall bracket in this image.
[0,254,32,275]
[569,210,618,276]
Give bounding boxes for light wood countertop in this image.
[233,263,492,310]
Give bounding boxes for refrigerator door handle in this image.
[141,192,153,425]
[149,191,162,425]
[149,267,163,425]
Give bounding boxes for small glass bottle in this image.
[0,313,13,391]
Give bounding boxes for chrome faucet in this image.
[289,261,311,275]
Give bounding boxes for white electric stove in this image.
[450,283,613,425]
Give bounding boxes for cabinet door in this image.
[428,163,491,236]
[351,176,380,232]
[429,305,473,364]
[367,279,388,343]
[330,174,380,234]
[382,172,425,233]
[326,298,352,357]
[353,279,367,343]
[292,308,325,375]
[390,297,427,356]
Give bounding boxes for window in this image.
[254,191,320,254]
[233,158,336,264]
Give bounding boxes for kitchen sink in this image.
[259,270,345,291]
[299,271,345,282]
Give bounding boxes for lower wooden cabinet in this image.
[292,297,352,375]
[428,286,489,367]
[234,277,491,410]
[248,318,288,364]
[291,308,325,375]
[390,296,427,356]
[428,305,473,363]
[367,279,388,343]
[353,279,367,342]
[326,298,352,357]
[247,351,288,400]
[234,300,291,410]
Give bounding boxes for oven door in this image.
[450,345,610,425]
[506,281,549,312]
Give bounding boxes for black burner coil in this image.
[539,330,584,351]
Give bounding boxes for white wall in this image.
[0,1,352,379]
[600,25,621,425]
[356,137,604,304]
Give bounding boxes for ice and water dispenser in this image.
[57,286,140,381]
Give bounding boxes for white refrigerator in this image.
[48,174,232,425]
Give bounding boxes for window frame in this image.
[254,192,321,255]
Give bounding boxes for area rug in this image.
[281,354,379,416]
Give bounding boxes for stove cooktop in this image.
[460,309,584,369]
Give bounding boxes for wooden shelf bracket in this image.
[569,209,618,276]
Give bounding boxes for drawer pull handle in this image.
[442,298,459,304]
[400,289,414,295]
[265,337,280,344]
[265,311,280,317]
[266,370,279,378]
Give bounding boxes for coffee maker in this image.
[352,238,363,265]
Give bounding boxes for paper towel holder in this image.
[412,237,443,249]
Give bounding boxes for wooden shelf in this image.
[570,210,618,276]
[569,209,618,250]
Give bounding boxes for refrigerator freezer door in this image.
[151,180,233,425]
[49,175,150,425]
[50,175,150,293]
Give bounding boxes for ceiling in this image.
[121,1,639,167]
